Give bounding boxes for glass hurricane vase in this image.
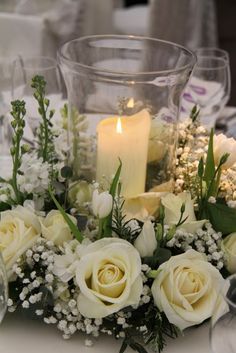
[58,35,196,198]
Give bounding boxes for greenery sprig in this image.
[31,76,55,163]
[9,100,29,203]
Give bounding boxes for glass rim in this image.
[19,55,58,71]
[195,55,229,70]
[222,274,236,309]
[58,34,197,77]
[195,47,229,59]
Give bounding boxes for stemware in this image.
[182,52,231,129]
[12,56,63,133]
[210,274,236,353]
[0,253,8,324]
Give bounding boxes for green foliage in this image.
[48,187,83,242]
[8,100,29,204]
[32,75,55,163]
[99,160,122,237]
[206,201,236,235]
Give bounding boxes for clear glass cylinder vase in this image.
[58,35,196,198]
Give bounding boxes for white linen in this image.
[0,312,210,353]
[0,12,56,58]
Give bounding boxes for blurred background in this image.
[0,0,235,105]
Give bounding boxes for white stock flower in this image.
[134,220,157,257]
[41,210,76,246]
[92,189,113,219]
[214,134,236,169]
[151,250,225,330]
[0,206,41,278]
[222,233,236,273]
[161,192,205,233]
[75,238,143,318]
[18,152,50,194]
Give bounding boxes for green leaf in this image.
[109,158,122,197]
[0,176,6,183]
[198,157,204,178]
[119,340,128,353]
[203,129,215,186]
[0,202,11,211]
[129,342,149,353]
[102,159,122,236]
[206,202,236,235]
[48,187,83,242]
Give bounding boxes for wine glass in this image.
[0,57,14,156]
[0,252,8,324]
[210,274,236,353]
[12,56,63,134]
[182,53,231,129]
[195,47,230,62]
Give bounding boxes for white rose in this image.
[41,210,76,246]
[151,250,225,330]
[0,206,41,278]
[92,189,113,219]
[161,192,205,233]
[134,220,157,257]
[214,134,236,169]
[76,238,143,318]
[222,233,236,273]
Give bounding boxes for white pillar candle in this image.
[96,109,151,198]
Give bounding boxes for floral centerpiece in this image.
[1,76,236,353]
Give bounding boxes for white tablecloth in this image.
[0,313,210,353]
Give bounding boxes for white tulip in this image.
[151,250,225,330]
[41,210,75,246]
[222,233,236,273]
[0,206,41,279]
[134,220,157,257]
[75,238,143,318]
[214,134,236,169]
[92,189,113,219]
[161,192,205,233]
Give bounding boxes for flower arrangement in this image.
[1,76,236,353]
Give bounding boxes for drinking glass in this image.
[0,57,14,156]
[182,54,231,129]
[12,56,63,132]
[210,274,236,353]
[0,253,8,324]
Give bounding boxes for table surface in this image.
[0,313,210,353]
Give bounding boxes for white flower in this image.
[0,206,41,278]
[214,134,236,169]
[18,152,50,194]
[41,210,75,246]
[134,220,157,257]
[75,238,143,318]
[222,233,236,273]
[92,190,113,219]
[151,250,225,330]
[53,239,88,282]
[161,192,205,233]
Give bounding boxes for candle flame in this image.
[116,117,122,134]
[127,98,134,108]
